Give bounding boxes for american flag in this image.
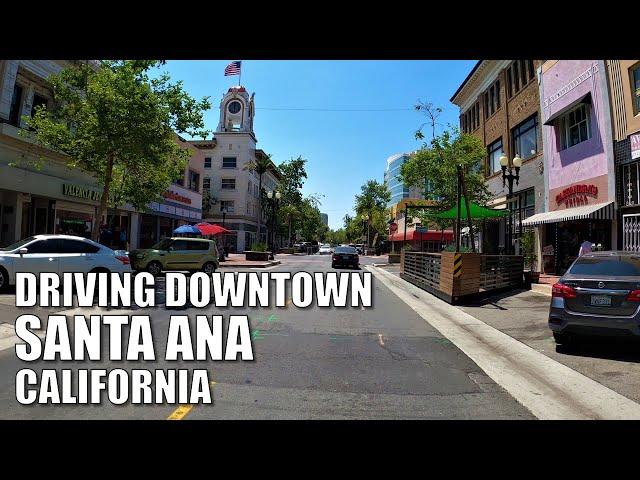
[224,61,241,76]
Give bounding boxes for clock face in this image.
[228,101,241,114]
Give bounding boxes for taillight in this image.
[116,255,130,265]
[552,283,576,299]
[626,290,640,302]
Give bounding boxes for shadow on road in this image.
[556,338,640,363]
[462,289,534,309]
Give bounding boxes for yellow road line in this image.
[167,404,193,420]
[166,374,216,420]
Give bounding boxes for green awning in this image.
[431,200,508,219]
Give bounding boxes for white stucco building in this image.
[190,86,280,252]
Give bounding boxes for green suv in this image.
[129,237,219,275]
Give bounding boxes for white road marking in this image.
[366,264,640,420]
[377,334,385,346]
[0,323,47,353]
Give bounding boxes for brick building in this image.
[607,60,640,251]
[450,60,545,255]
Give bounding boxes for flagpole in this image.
[238,61,242,86]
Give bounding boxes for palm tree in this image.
[246,153,273,245]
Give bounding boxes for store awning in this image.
[543,92,592,126]
[521,201,615,227]
[388,230,454,242]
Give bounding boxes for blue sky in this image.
[157,60,476,229]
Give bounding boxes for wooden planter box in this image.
[388,253,401,264]
[244,251,269,261]
[279,247,296,254]
[439,252,481,302]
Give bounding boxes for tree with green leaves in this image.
[400,127,489,211]
[246,153,275,243]
[353,179,391,247]
[276,156,308,245]
[24,60,211,241]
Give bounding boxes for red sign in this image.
[555,184,598,208]
[163,190,192,205]
[389,222,398,233]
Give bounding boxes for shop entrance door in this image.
[623,214,640,252]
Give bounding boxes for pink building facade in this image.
[523,61,616,274]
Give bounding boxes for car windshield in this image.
[0,237,36,251]
[569,256,640,276]
[151,238,173,250]
[335,246,357,254]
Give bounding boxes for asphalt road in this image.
[0,254,533,419]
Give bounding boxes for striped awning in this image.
[522,201,615,227]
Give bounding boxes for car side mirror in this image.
[19,248,28,255]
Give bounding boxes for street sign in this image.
[389,222,398,233]
[416,226,428,233]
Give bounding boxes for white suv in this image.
[0,234,132,291]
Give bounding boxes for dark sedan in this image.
[332,246,359,269]
[549,251,640,344]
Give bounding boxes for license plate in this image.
[590,295,612,306]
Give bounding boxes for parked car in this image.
[318,244,332,255]
[129,237,219,276]
[0,234,131,291]
[549,251,640,344]
[332,246,359,269]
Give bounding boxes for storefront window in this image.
[56,210,92,238]
[487,138,503,175]
[560,103,591,150]
[511,188,535,238]
[512,115,538,160]
[632,64,640,115]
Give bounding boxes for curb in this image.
[219,260,281,268]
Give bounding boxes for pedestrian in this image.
[119,229,127,249]
[578,239,593,256]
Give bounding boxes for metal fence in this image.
[480,255,524,291]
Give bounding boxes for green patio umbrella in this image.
[431,200,507,219]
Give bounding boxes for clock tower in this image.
[216,86,255,135]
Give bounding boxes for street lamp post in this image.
[365,214,370,252]
[499,152,523,255]
[267,190,281,260]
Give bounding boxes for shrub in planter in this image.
[521,231,539,283]
[250,242,268,252]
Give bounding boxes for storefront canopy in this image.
[521,201,615,227]
[431,201,508,220]
[388,230,454,242]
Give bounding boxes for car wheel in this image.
[0,267,9,293]
[553,332,573,345]
[202,262,216,274]
[146,261,163,276]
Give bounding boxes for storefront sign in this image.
[163,190,192,205]
[63,183,103,201]
[555,184,598,208]
[632,133,640,160]
[543,63,598,108]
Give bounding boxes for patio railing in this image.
[480,255,524,291]
[401,251,524,304]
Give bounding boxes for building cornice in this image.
[451,60,512,112]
